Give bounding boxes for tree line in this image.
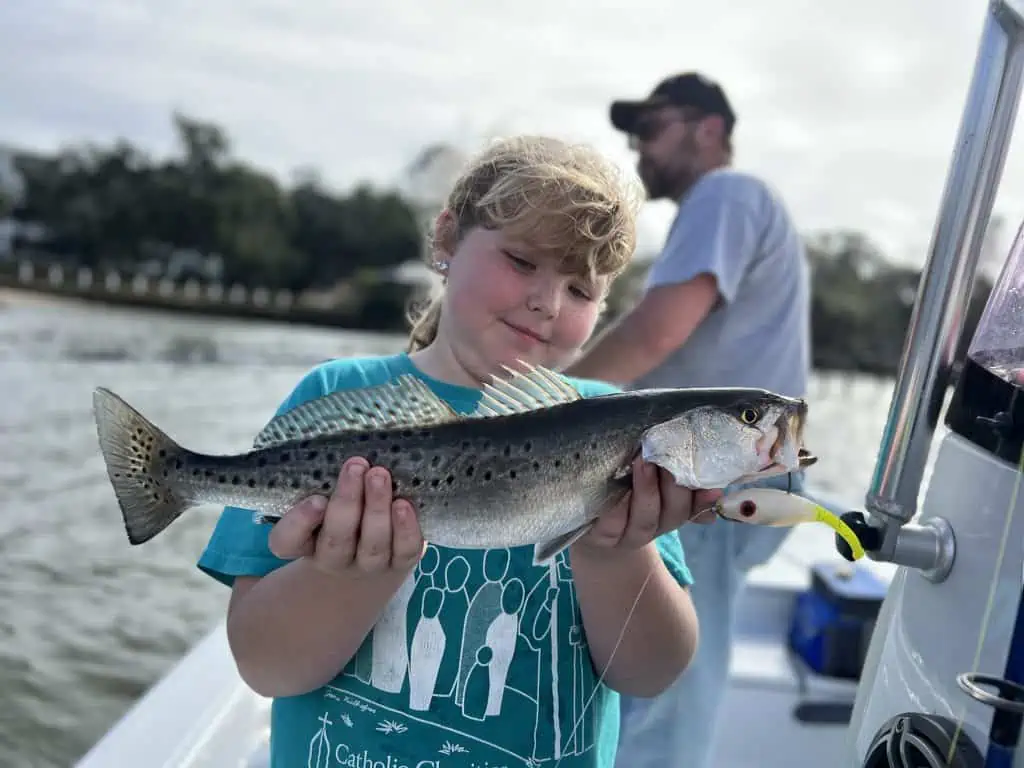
[1,113,996,376]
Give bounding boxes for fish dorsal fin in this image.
[252,374,460,449]
[470,362,582,418]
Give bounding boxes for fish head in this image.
[640,391,815,489]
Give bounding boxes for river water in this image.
[0,292,908,768]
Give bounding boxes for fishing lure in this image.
[712,486,866,561]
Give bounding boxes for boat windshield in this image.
[968,218,1024,387]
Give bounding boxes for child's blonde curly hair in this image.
[407,135,644,352]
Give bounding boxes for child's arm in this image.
[569,540,697,697]
[226,458,424,698]
[570,458,714,697]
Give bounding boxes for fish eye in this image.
[740,407,760,425]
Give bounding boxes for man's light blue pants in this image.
[613,472,806,768]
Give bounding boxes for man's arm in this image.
[565,274,718,385]
[567,187,759,386]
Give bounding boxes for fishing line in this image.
[554,567,655,767]
[555,477,805,765]
[946,437,1024,764]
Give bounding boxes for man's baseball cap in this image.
[610,72,736,137]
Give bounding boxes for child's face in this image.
[442,225,609,378]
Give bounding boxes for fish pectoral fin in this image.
[252,375,461,449]
[533,521,596,566]
[531,479,632,566]
[469,362,582,419]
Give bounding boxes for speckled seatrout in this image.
[92,364,815,564]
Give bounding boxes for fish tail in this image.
[92,387,195,545]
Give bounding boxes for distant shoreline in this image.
[0,286,71,307]
[0,276,410,334]
[0,281,911,382]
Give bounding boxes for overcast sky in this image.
[3,1,1023,267]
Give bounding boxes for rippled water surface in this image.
[0,293,906,767]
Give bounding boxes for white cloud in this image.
[2,0,1022,266]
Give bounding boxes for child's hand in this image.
[268,457,425,576]
[578,456,722,553]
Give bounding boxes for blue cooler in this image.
[788,562,887,680]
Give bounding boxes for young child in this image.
[197,135,718,768]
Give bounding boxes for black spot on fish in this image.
[257,457,267,468]
[554,460,561,468]
[412,477,421,487]
[509,470,517,479]
[327,452,337,463]
[307,450,318,460]
[503,446,511,457]
[247,479,256,488]
[431,478,440,488]
[465,466,475,477]
[218,475,227,483]
[279,452,290,462]
[313,469,323,480]
[358,434,369,442]
[158,449,167,458]
[532,461,540,471]
[321,481,331,492]
[232,476,241,485]
[524,441,532,452]
[445,475,454,485]
[291,479,300,489]
[267,480,276,489]
[391,445,401,454]
[484,471,492,482]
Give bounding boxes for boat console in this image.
[839,2,1024,765]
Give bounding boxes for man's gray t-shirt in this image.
[631,168,810,399]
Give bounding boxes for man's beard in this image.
[638,158,674,200]
[639,157,699,202]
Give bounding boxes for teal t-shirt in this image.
[197,352,693,768]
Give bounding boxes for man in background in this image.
[565,72,811,768]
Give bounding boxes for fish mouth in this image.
[797,448,818,468]
[747,411,815,480]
